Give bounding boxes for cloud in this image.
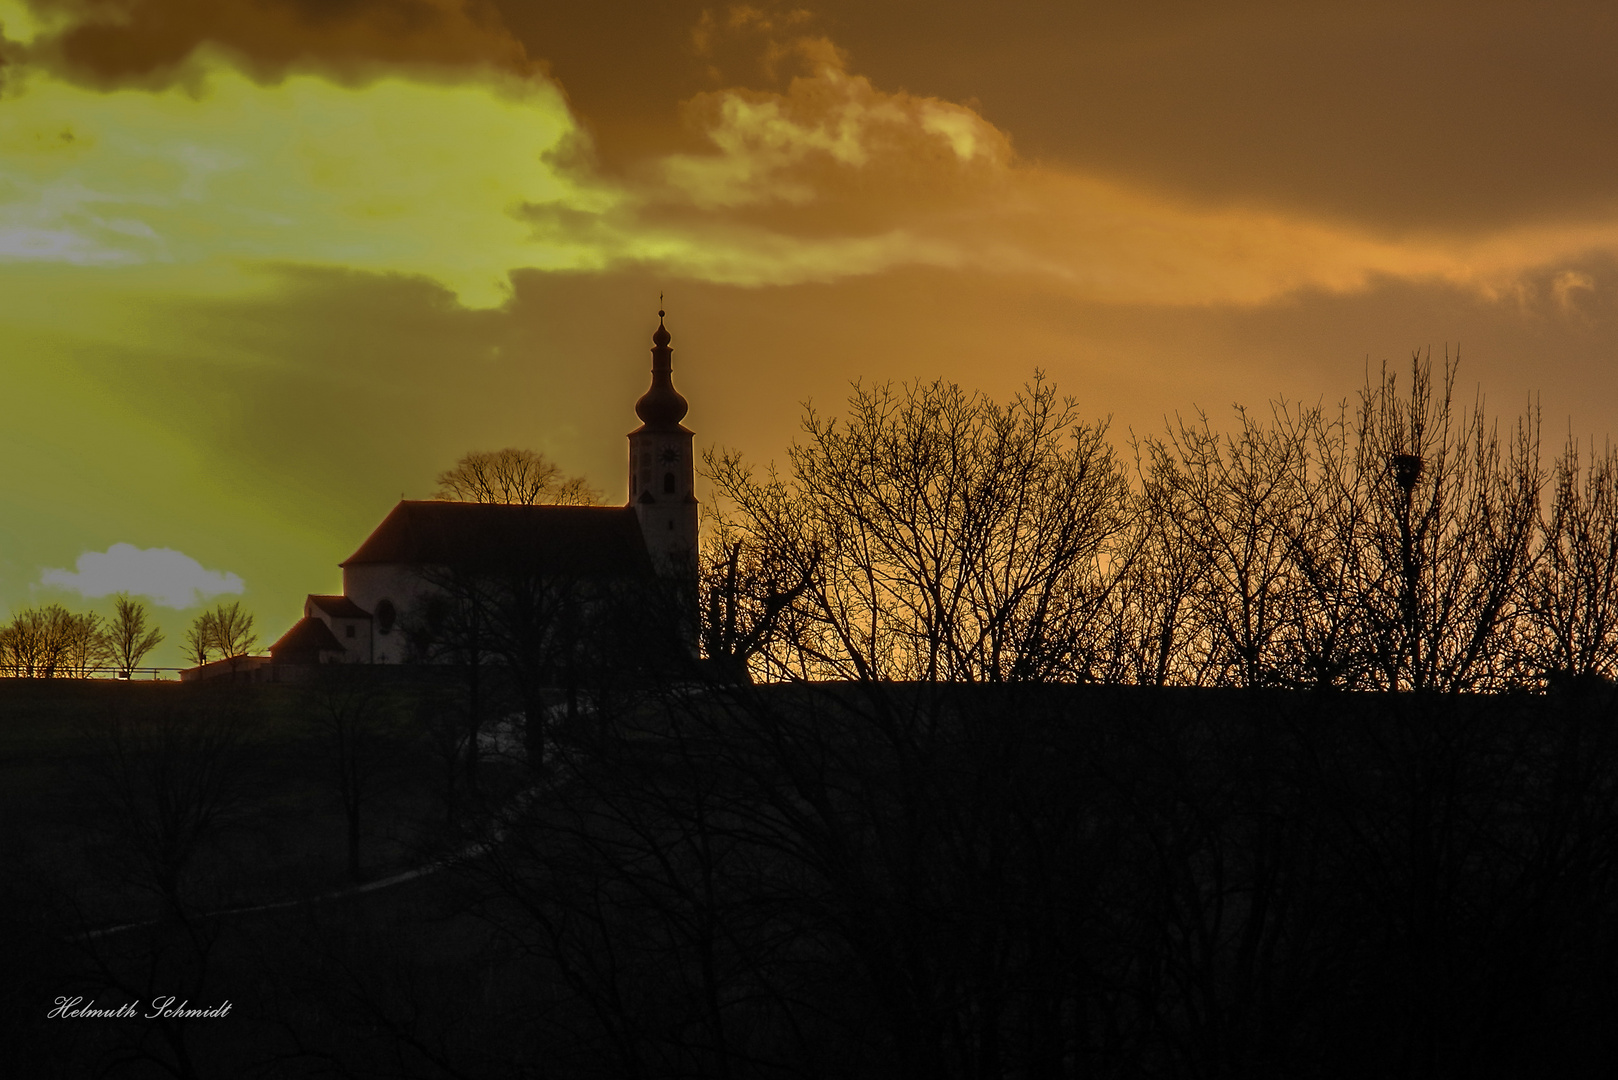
[11,0,532,86]
[40,543,245,608]
[1553,269,1596,314]
[531,54,1618,309]
[739,1,1618,235]
[659,63,1009,210]
[5,11,1618,314]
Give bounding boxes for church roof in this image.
[308,594,370,619]
[341,500,656,578]
[269,616,346,656]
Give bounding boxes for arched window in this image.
[664,471,676,494]
[374,598,396,634]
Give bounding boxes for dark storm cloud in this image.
[15,0,531,85]
[787,0,1618,232]
[489,0,849,163]
[17,0,1614,236]
[500,0,1618,233]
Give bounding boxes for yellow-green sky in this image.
[4,0,1618,664]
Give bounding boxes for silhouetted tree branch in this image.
[705,375,1130,683]
[107,594,164,678]
[435,448,602,506]
[185,601,258,677]
[1352,352,1541,691]
[1521,437,1618,685]
[0,604,108,677]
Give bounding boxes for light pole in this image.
[1392,453,1424,689]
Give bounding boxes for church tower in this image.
[629,310,699,583]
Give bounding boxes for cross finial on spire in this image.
[659,291,665,319]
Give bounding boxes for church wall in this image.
[342,564,422,664]
[303,595,375,664]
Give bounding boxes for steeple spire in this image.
[635,308,689,427]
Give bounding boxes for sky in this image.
[4,0,1618,665]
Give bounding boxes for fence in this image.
[0,666,186,681]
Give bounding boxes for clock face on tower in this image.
[659,448,680,463]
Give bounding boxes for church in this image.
[265,311,699,672]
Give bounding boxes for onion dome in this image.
[635,309,689,427]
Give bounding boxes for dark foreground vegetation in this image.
[5,674,1618,1079]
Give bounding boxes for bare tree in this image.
[435,448,602,506]
[213,601,258,678]
[1131,400,1369,689]
[182,614,214,670]
[1351,352,1541,691]
[698,513,817,685]
[181,602,257,677]
[58,610,108,677]
[1123,355,1542,693]
[107,595,164,679]
[705,376,1131,683]
[4,607,46,677]
[1520,437,1618,684]
[1268,401,1375,689]
[1098,475,1205,686]
[1145,406,1317,687]
[0,604,106,678]
[208,601,256,661]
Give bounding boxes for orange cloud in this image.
[499,48,1616,313]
